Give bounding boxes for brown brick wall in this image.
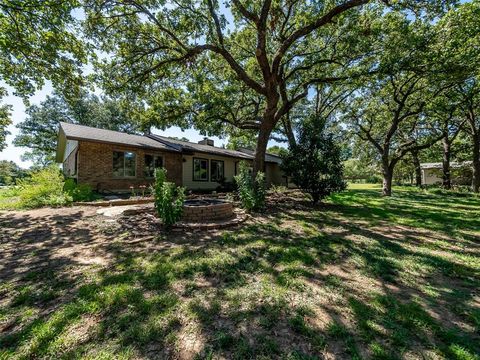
[75,141,183,192]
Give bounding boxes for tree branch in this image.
[207,0,224,47]
[231,0,259,23]
[271,0,370,75]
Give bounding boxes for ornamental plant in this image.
[234,161,266,212]
[153,168,185,228]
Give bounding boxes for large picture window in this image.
[144,154,163,178]
[113,151,136,177]
[193,158,208,181]
[210,160,224,182]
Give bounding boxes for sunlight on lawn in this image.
[0,186,479,359]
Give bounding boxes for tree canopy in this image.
[3,0,480,196]
[0,0,89,150]
[0,1,88,98]
[81,0,456,176]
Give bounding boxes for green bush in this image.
[63,178,96,202]
[281,118,346,204]
[234,161,266,212]
[17,166,72,208]
[153,168,185,228]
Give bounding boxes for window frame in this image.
[112,150,137,178]
[210,159,225,182]
[192,157,209,182]
[144,153,164,178]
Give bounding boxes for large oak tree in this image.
[436,0,480,192]
[83,0,451,178]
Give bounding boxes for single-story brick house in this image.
[55,122,288,192]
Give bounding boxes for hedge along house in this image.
[56,122,286,192]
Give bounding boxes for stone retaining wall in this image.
[182,202,233,222]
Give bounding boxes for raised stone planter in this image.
[182,199,233,222]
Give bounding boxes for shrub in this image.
[234,161,266,211]
[281,119,346,204]
[271,185,288,194]
[216,177,237,192]
[63,178,96,202]
[153,168,185,228]
[17,166,72,208]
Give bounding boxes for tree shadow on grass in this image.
[1,193,479,359]
[328,188,480,238]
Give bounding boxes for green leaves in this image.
[234,161,266,211]
[281,118,346,204]
[0,0,88,99]
[0,89,11,151]
[153,168,185,228]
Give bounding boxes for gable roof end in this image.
[56,126,67,163]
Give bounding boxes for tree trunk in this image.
[382,159,393,196]
[253,123,273,179]
[473,133,480,193]
[382,170,393,196]
[442,137,451,190]
[282,113,296,148]
[411,149,422,187]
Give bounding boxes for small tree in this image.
[153,168,185,228]
[234,161,266,212]
[282,120,346,205]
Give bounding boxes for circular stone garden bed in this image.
[110,199,247,230]
[182,199,234,222]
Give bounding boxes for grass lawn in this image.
[0,185,479,359]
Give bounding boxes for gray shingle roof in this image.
[236,147,282,164]
[59,122,178,152]
[148,134,255,160]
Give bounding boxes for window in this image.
[144,154,163,178]
[113,151,136,177]
[211,160,224,182]
[193,158,208,181]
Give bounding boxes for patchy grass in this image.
[0,185,479,359]
[0,186,21,210]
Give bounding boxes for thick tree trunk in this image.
[283,113,296,148]
[253,123,273,179]
[382,159,393,196]
[411,149,422,187]
[382,169,393,196]
[442,138,451,190]
[473,133,480,193]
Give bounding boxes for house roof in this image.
[236,147,282,165]
[56,122,283,164]
[58,122,179,152]
[420,161,472,169]
[147,134,255,161]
